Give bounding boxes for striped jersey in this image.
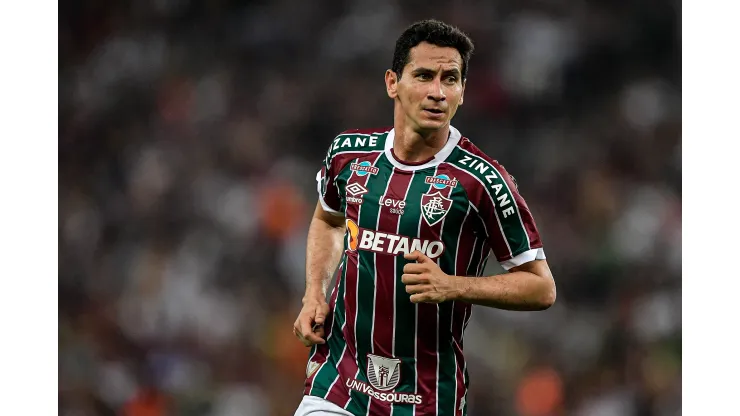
[304,126,546,416]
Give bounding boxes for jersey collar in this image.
[384,125,462,171]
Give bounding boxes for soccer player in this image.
[293,19,556,416]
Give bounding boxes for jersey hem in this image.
[299,393,356,416]
[306,388,331,400]
[305,389,350,413]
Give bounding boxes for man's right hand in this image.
[293,298,330,347]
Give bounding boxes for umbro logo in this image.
[346,183,368,205]
[346,183,368,197]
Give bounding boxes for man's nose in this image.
[427,79,446,102]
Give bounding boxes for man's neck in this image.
[392,123,450,164]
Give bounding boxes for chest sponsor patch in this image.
[350,161,379,176]
[345,219,445,259]
[425,174,458,190]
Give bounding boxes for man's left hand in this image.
[401,251,465,303]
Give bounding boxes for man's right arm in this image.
[293,201,346,346]
[305,201,346,302]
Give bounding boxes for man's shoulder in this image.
[446,136,520,193]
[449,136,508,173]
[324,126,391,161]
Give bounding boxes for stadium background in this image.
[59,1,681,415]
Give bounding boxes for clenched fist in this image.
[402,250,466,303]
[293,297,330,347]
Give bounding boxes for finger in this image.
[320,302,330,317]
[403,250,422,262]
[299,316,325,345]
[401,274,425,285]
[304,315,327,345]
[299,314,314,338]
[294,322,321,347]
[409,293,426,303]
[315,326,326,339]
[302,331,325,345]
[293,326,310,346]
[314,304,327,325]
[410,293,441,304]
[404,250,432,264]
[405,284,432,295]
[306,332,326,345]
[414,252,433,264]
[402,263,426,274]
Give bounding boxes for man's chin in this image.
[416,119,448,132]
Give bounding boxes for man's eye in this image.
[417,74,431,80]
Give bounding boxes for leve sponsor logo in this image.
[378,195,405,215]
[345,219,445,259]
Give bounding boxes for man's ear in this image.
[460,79,466,106]
[385,69,398,99]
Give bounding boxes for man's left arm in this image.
[402,156,555,310]
[457,258,555,310]
[402,252,556,311]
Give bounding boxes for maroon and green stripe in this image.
[392,170,432,416]
[368,157,416,415]
[415,166,456,415]
[450,207,479,415]
[433,166,473,416]
[324,152,383,408]
[345,152,389,415]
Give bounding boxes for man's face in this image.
[386,42,466,133]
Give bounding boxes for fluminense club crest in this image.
[367,354,401,391]
[420,192,452,226]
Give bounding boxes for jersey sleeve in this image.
[316,142,344,216]
[474,161,545,270]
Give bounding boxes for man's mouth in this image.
[424,108,444,114]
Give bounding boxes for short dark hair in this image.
[391,20,475,81]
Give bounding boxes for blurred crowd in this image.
[59,0,681,415]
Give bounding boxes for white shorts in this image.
[294,395,355,416]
